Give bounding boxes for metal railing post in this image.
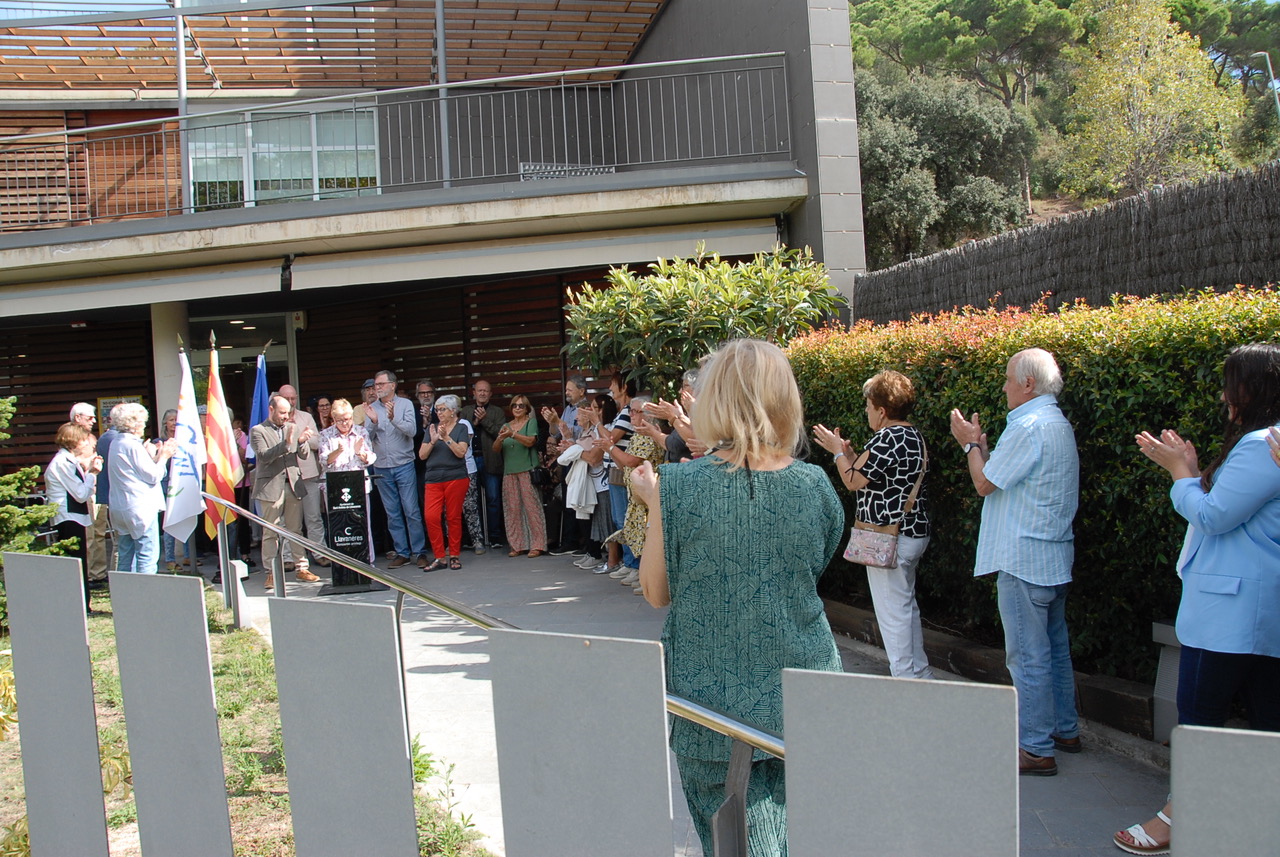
[216,518,231,607]
[274,541,287,598]
[711,738,753,857]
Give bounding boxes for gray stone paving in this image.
[236,548,1169,857]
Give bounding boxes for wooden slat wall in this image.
[296,267,614,414]
[84,110,181,222]
[0,319,154,478]
[1,109,179,230]
[0,110,86,230]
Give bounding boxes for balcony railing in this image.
[0,53,790,231]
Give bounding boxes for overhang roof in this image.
[0,0,666,90]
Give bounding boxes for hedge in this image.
[788,287,1280,682]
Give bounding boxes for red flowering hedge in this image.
[788,288,1280,682]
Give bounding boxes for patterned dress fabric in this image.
[856,424,930,537]
[658,455,845,761]
[621,432,667,556]
[659,455,845,857]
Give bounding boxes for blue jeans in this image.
[117,519,160,574]
[163,531,196,565]
[996,571,1078,756]
[474,455,503,543]
[608,483,638,568]
[372,461,426,558]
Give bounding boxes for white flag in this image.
[164,350,208,543]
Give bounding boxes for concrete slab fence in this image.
[3,551,1274,856]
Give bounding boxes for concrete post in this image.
[150,302,190,418]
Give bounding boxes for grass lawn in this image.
[0,586,493,857]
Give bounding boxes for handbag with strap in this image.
[843,439,929,569]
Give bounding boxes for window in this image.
[189,109,378,211]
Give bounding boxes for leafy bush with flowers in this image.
[789,287,1280,681]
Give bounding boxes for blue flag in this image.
[246,353,269,461]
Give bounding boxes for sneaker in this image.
[620,570,639,586]
[573,555,599,569]
[571,548,589,557]
[296,568,320,582]
[313,556,331,567]
[592,563,612,574]
[473,544,487,556]
[388,554,411,569]
[632,583,645,595]
[548,545,576,556]
[607,565,628,578]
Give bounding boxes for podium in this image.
[318,470,381,595]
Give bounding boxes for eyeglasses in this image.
[511,403,528,410]
[434,406,451,412]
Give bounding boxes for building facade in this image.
[0,0,863,473]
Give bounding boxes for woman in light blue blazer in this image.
[1117,343,1280,855]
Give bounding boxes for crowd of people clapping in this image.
[41,339,1280,857]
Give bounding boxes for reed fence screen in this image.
[852,162,1280,322]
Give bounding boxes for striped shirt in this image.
[975,395,1079,585]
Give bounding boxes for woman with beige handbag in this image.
[814,369,933,679]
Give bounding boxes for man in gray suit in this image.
[252,394,317,591]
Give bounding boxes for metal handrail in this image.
[201,490,785,761]
[0,52,787,145]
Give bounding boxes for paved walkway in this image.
[235,549,1169,857]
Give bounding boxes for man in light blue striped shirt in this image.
[950,348,1081,777]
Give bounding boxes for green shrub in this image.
[789,287,1280,682]
[564,245,840,396]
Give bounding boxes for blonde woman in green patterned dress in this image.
[631,338,844,857]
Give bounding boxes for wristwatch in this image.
[963,442,980,455]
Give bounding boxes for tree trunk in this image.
[1021,157,1032,215]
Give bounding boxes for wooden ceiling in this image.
[0,0,667,90]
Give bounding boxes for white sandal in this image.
[1113,810,1171,855]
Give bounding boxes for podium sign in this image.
[325,470,371,590]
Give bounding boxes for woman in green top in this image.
[494,393,547,557]
[631,338,844,857]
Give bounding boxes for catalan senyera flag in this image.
[205,347,245,538]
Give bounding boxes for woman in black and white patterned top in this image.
[814,369,934,679]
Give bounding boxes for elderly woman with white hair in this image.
[108,402,178,573]
[418,393,472,571]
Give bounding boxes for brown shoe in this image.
[416,554,430,568]
[1052,734,1082,754]
[527,550,543,558]
[1018,748,1057,776]
[296,569,320,582]
[264,572,275,591]
[313,556,331,568]
[388,554,411,569]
